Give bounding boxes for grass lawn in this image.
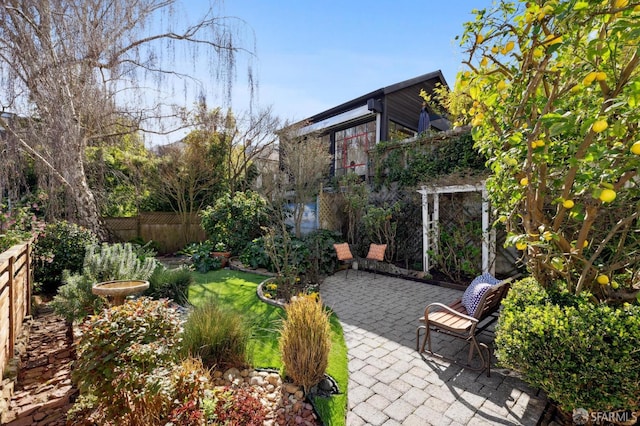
[189,269,348,426]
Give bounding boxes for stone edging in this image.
[256,277,288,308]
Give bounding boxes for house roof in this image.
[303,70,449,130]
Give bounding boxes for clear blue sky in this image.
[155,1,494,143]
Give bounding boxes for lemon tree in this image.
[449,0,640,302]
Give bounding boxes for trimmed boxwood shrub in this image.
[33,220,99,294]
[495,277,640,414]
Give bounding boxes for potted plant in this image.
[211,241,231,267]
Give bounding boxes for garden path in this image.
[320,270,550,426]
[1,305,77,426]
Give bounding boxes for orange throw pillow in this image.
[333,243,354,261]
[367,244,387,261]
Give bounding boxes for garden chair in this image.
[333,243,356,278]
[416,276,514,376]
[365,243,387,278]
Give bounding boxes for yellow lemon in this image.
[481,57,488,67]
[592,119,608,133]
[583,72,598,85]
[562,199,575,209]
[595,71,607,81]
[476,33,485,44]
[497,80,507,91]
[631,141,640,155]
[537,5,553,20]
[543,34,563,46]
[491,45,499,54]
[504,41,515,53]
[634,4,640,11]
[520,177,529,186]
[597,275,609,285]
[515,241,527,251]
[599,188,617,203]
[583,240,589,248]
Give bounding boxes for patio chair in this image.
[365,243,387,278]
[416,276,514,376]
[333,243,356,278]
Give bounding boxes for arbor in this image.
[0,0,253,239]
[450,0,640,302]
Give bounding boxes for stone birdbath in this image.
[92,279,150,306]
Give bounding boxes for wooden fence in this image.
[104,212,207,255]
[0,240,32,382]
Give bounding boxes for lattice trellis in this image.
[428,192,485,281]
[318,191,344,232]
[418,183,496,276]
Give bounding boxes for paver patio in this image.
[320,270,548,426]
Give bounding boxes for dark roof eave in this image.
[304,70,448,124]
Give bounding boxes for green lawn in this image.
[189,269,348,426]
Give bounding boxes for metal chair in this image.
[333,243,355,277]
[365,243,387,278]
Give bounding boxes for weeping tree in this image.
[0,0,254,239]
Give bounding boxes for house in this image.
[292,70,451,181]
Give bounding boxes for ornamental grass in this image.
[180,299,251,369]
[279,294,331,394]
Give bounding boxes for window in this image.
[388,120,416,141]
[334,121,376,177]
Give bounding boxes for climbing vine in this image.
[371,131,487,189]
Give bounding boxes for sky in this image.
[150,0,495,145]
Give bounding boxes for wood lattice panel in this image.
[318,191,344,231]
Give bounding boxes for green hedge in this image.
[33,221,99,294]
[495,277,640,413]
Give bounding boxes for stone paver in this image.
[321,270,548,425]
[1,307,77,426]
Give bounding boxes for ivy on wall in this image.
[371,130,487,189]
